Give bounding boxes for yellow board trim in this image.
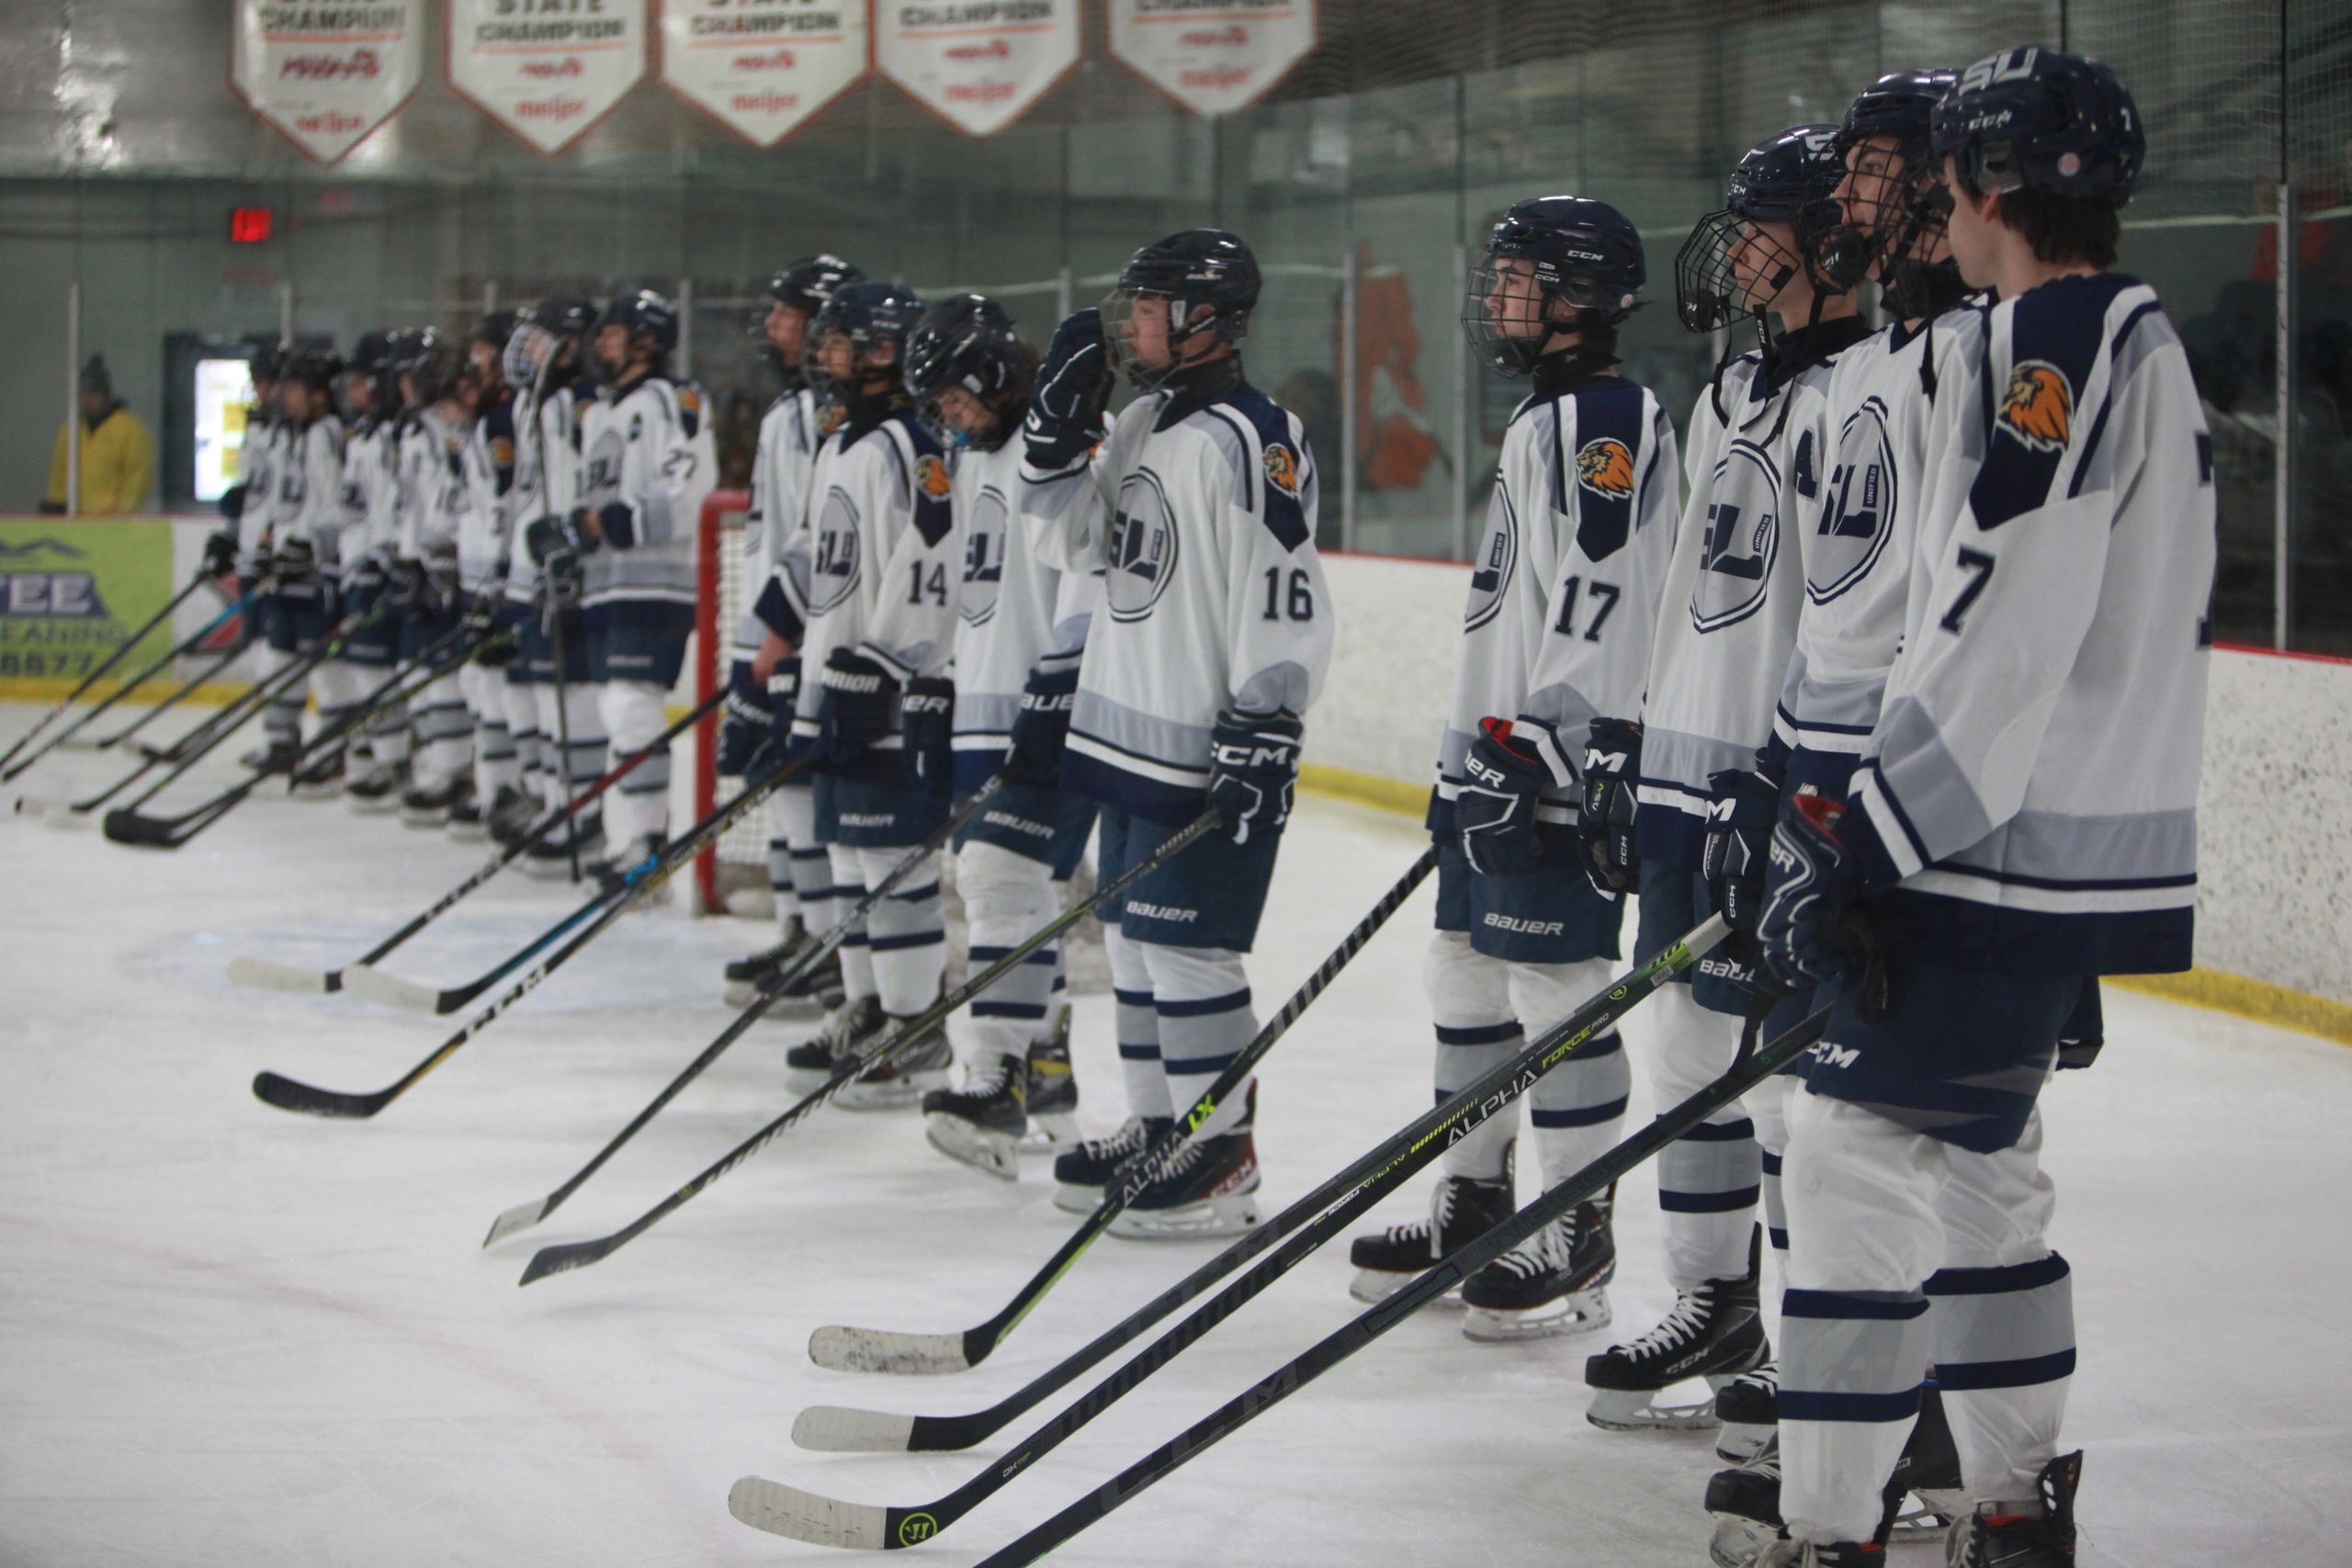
[1296,762,2352,1051]
[1,676,251,707]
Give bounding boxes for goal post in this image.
[692,487,763,916]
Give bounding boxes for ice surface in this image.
[4,701,2350,1565]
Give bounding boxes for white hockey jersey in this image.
[1432,372,1679,834]
[1842,273,2212,976]
[786,409,954,756]
[1634,321,1868,868]
[398,406,474,567]
[575,370,716,615]
[502,379,583,612]
[458,391,518,596]
[738,385,828,660]
[234,414,288,574]
[273,413,349,575]
[1023,372,1333,823]
[335,415,403,582]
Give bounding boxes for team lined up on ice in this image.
[217,43,2206,1568]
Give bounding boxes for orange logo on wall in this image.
[1575,437,1635,500]
[1997,360,2073,454]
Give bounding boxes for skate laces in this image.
[820,998,881,1051]
[1622,1281,1714,1358]
[1082,1118,1149,1161]
[1488,1213,1577,1280]
[961,1054,1018,1097]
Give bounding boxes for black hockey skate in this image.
[1585,1227,1770,1433]
[1715,1361,1780,1462]
[345,757,408,813]
[488,784,540,846]
[520,817,604,880]
[834,995,952,1111]
[1706,1385,1964,1567]
[447,787,487,838]
[241,738,299,774]
[401,774,468,828]
[595,833,670,906]
[1347,1143,1516,1305]
[1109,1091,1260,1241]
[1949,1450,2080,1568]
[289,748,344,797]
[922,1051,1027,1180]
[1051,1115,1171,1214]
[1021,1005,1079,1149]
[725,918,843,1013]
[786,994,881,1094]
[1463,1184,1615,1341]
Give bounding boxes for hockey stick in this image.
[89,638,246,752]
[808,843,1440,1378]
[515,809,1226,1286]
[0,569,211,776]
[102,615,468,850]
[543,562,584,883]
[249,750,820,1120]
[783,915,1724,1461]
[932,1003,1837,1568]
[483,769,1012,1247]
[226,690,725,996]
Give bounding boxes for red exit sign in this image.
[229,207,274,243]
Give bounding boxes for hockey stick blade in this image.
[482,1197,548,1247]
[726,1477,894,1551]
[226,956,341,995]
[805,1325,975,1378]
[341,964,461,1014]
[789,1406,921,1455]
[101,807,179,847]
[250,1069,391,1120]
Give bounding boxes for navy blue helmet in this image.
[245,338,287,386]
[506,295,594,391]
[599,288,681,355]
[805,280,925,403]
[769,254,864,315]
[1464,196,1645,376]
[1801,68,1960,295]
[280,344,343,394]
[469,309,520,354]
[391,327,464,408]
[904,293,1032,451]
[1102,229,1260,389]
[342,329,400,416]
[1678,124,1845,334]
[1933,47,2145,208]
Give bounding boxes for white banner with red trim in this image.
[447,0,648,154]
[657,0,868,147]
[874,0,1080,138]
[231,1,425,165]
[1106,0,1316,117]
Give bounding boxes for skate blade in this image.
[1462,1287,1611,1343]
[446,822,488,840]
[833,1070,947,1112]
[1708,1515,1778,1568]
[1025,1110,1079,1148]
[346,797,401,816]
[400,813,450,829]
[1349,1268,1464,1306]
[1713,1420,1774,1465]
[1888,1490,1964,1538]
[923,1113,1020,1181]
[1051,1181,1103,1214]
[731,978,829,1015]
[1586,1377,1736,1434]
[1107,1190,1261,1241]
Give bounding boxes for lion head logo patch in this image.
[1262,443,1302,500]
[1576,437,1635,501]
[915,453,954,501]
[1997,360,2073,454]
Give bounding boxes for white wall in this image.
[1308,552,2352,1007]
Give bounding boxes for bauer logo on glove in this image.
[1456,716,1575,877]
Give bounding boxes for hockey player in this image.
[888,294,1095,1177]
[1738,51,2209,1568]
[254,345,361,786]
[1021,230,1333,1239]
[218,340,284,684]
[392,330,481,825]
[500,297,608,875]
[1347,197,1676,1328]
[718,254,861,1008]
[452,310,524,839]
[334,330,413,809]
[525,289,716,885]
[772,280,958,1109]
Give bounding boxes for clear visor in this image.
[1101,288,1216,391]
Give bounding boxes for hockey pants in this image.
[408,663,473,791]
[596,681,670,845]
[825,841,944,1018]
[460,661,519,797]
[1423,930,1629,1192]
[1104,923,1256,1140]
[1780,1096,2071,1543]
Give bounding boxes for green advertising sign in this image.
[0,519,175,691]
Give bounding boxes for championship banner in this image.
[231,1,425,166]
[1107,0,1316,117]
[875,0,1080,139]
[0,522,175,694]
[447,0,648,154]
[658,0,868,147]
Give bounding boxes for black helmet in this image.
[1802,68,1961,295]
[245,338,287,386]
[391,327,464,408]
[1932,47,2145,208]
[598,288,681,355]
[904,293,1032,451]
[1676,124,1846,335]
[280,344,344,393]
[507,295,594,391]
[1102,229,1260,390]
[1464,196,1645,377]
[769,254,864,315]
[469,309,520,354]
[342,329,400,417]
[806,280,924,421]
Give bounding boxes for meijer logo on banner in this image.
[447,0,648,155]
[231,0,425,165]
[1108,0,1317,118]
[659,0,868,147]
[876,0,1080,138]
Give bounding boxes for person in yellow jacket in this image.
[44,355,153,514]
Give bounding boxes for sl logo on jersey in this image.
[1262,443,1302,500]
[914,453,954,501]
[1997,360,2073,454]
[1575,437,1635,501]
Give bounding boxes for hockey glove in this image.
[1023,309,1113,474]
[814,647,896,766]
[1701,769,1782,935]
[422,546,462,619]
[202,529,240,581]
[901,675,956,795]
[1577,716,1644,896]
[718,659,775,777]
[269,535,318,591]
[464,592,515,668]
[1005,650,1081,786]
[345,548,390,601]
[383,557,426,614]
[1456,716,1575,877]
[765,657,806,769]
[524,513,595,565]
[1756,793,1874,987]
[1207,707,1304,845]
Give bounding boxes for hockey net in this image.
[693,488,765,916]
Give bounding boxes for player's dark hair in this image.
[1992,186,2122,268]
[1561,308,1619,361]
